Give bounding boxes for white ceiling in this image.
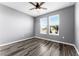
[1,2,75,17]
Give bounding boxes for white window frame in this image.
[49,14,60,35]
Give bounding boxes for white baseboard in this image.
[34,36,75,46]
[0,36,79,55]
[73,45,79,55]
[34,36,79,55]
[0,37,34,46]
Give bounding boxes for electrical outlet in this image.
[62,36,64,39]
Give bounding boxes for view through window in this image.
[49,15,59,35]
[40,14,59,35]
[40,17,47,34]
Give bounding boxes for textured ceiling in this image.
[1,2,75,17]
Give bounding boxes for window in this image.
[40,17,47,34]
[49,15,59,35]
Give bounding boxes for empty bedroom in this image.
[0,2,79,56]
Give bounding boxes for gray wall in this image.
[35,6,75,44]
[0,4,34,45]
[75,3,79,51]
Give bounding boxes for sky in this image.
[49,15,59,25]
[40,15,59,28]
[40,17,47,28]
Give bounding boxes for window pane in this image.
[40,17,47,34]
[49,15,59,35]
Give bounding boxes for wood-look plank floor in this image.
[0,38,78,56]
